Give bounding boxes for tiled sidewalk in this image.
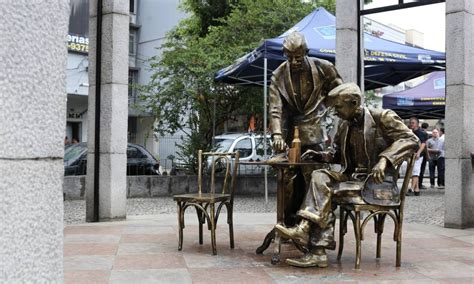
[64,213,474,283]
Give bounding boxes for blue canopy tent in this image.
[383,71,445,119]
[214,7,445,90]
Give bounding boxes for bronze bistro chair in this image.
[335,153,416,269]
[173,150,240,255]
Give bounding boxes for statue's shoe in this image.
[275,223,309,247]
[286,253,329,268]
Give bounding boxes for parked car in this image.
[64,143,161,176]
[169,133,274,175]
[209,133,273,175]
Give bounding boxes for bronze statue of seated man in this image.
[275,82,419,268]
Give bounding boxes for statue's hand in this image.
[272,134,287,153]
[301,149,321,161]
[371,157,388,184]
[372,157,387,183]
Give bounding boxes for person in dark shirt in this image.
[419,122,429,189]
[409,117,428,196]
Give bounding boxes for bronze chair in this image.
[173,150,240,255]
[336,153,416,269]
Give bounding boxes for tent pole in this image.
[212,99,216,148]
[263,57,268,204]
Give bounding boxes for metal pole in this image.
[357,0,362,89]
[212,99,216,148]
[263,57,268,204]
[357,0,365,94]
[93,0,103,222]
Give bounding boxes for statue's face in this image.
[331,97,359,121]
[285,48,306,71]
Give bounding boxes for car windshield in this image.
[213,138,234,153]
[64,144,86,162]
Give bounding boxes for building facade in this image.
[66,0,187,160]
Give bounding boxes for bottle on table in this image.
[288,126,301,163]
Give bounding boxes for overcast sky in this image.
[364,1,445,52]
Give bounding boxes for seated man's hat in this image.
[327,82,362,106]
[328,82,361,98]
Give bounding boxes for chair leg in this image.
[228,203,234,249]
[209,203,217,255]
[354,211,362,269]
[196,208,203,245]
[396,217,402,267]
[376,214,386,259]
[337,207,345,261]
[177,202,184,251]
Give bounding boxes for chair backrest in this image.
[197,150,240,196]
[396,153,417,208]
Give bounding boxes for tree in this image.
[180,0,238,37]
[139,0,336,171]
[363,90,379,108]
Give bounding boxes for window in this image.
[128,70,137,103]
[127,146,146,159]
[214,138,233,153]
[233,138,252,158]
[255,137,271,157]
[129,31,136,56]
[128,117,137,143]
[130,0,136,14]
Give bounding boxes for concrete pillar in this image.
[0,1,68,282]
[444,0,474,229]
[86,0,129,221]
[336,0,364,88]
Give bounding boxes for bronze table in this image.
[241,161,321,264]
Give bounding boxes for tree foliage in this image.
[139,0,336,170]
[180,0,238,37]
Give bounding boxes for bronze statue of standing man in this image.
[269,31,343,226]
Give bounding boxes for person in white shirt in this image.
[427,128,444,188]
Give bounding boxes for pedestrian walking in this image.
[408,117,427,196]
[427,129,443,188]
[437,127,445,188]
[419,122,429,189]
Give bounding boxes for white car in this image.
[211,133,273,175]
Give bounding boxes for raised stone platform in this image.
[64,175,278,200]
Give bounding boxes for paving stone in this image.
[121,225,174,235]
[113,253,186,270]
[64,234,121,244]
[64,243,118,257]
[64,256,114,271]
[64,270,110,284]
[188,267,274,283]
[117,243,176,255]
[414,260,474,279]
[120,233,175,244]
[109,269,192,284]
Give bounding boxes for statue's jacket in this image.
[328,107,420,206]
[269,57,342,149]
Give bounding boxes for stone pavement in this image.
[64,213,474,283]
